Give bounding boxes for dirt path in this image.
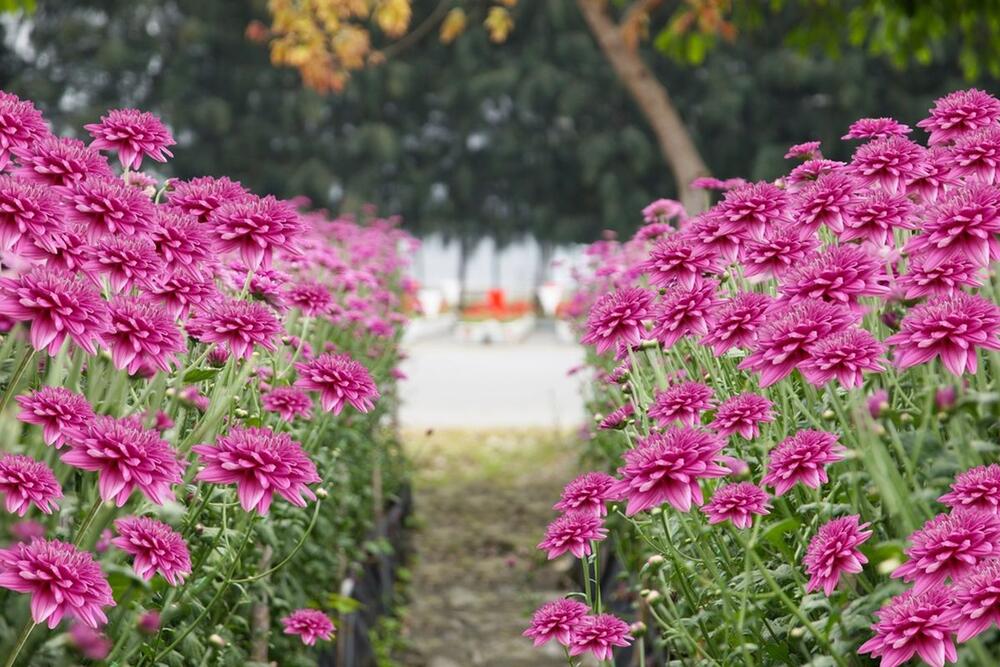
[399,429,581,667]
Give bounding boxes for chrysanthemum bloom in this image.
[150,209,217,277]
[709,393,775,439]
[295,353,379,414]
[785,159,846,192]
[868,388,890,418]
[685,212,741,262]
[281,609,335,646]
[802,515,872,596]
[892,509,1000,594]
[0,453,62,516]
[146,272,220,319]
[740,225,819,280]
[581,287,653,355]
[187,299,282,360]
[209,195,303,269]
[793,172,856,234]
[0,175,60,252]
[84,108,175,170]
[952,125,1000,185]
[717,181,791,241]
[702,482,771,529]
[598,403,634,430]
[111,516,191,585]
[523,599,588,647]
[905,184,1000,267]
[61,416,183,506]
[939,464,1000,514]
[193,426,320,515]
[138,610,161,634]
[0,538,115,629]
[858,589,957,667]
[942,559,1000,642]
[784,140,821,160]
[701,291,773,356]
[908,147,961,204]
[609,427,728,514]
[9,520,44,542]
[631,221,672,244]
[69,623,111,660]
[917,88,1000,145]
[84,236,163,294]
[286,280,333,316]
[261,386,313,422]
[778,245,889,309]
[898,255,984,299]
[641,198,685,223]
[568,614,633,661]
[739,299,857,387]
[223,263,292,309]
[537,511,607,559]
[648,381,714,427]
[847,135,925,193]
[11,135,112,188]
[840,190,915,246]
[800,327,886,388]
[886,292,1000,376]
[761,429,845,496]
[651,280,721,348]
[16,386,94,447]
[691,176,746,191]
[639,235,722,289]
[17,227,88,273]
[103,298,185,374]
[63,176,156,240]
[0,92,48,170]
[0,268,110,355]
[554,472,617,517]
[167,175,251,222]
[842,117,912,140]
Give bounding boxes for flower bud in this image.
[646,554,665,568]
[935,386,957,411]
[629,621,647,637]
[208,633,226,647]
[316,487,329,499]
[643,589,661,603]
[822,409,835,420]
[790,627,805,638]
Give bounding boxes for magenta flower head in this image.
[648,381,714,427]
[761,429,845,496]
[898,255,984,299]
[69,623,111,660]
[64,176,156,240]
[581,287,653,355]
[85,108,175,170]
[537,511,607,560]
[942,559,1000,642]
[740,225,819,281]
[524,599,588,647]
[803,515,872,596]
[282,608,335,646]
[939,464,1000,514]
[917,88,1000,145]
[651,280,721,348]
[892,509,1000,594]
[209,195,303,269]
[841,189,915,246]
[167,175,251,222]
[910,147,961,204]
[295,352,379,415]
[641,198,685,223]
[262,386,314,422]
[553,472,617,517]
[717,181,791,241]
[138,610,161,634]
[886,292,1000,376]
[0,175,60,252]
[906,184,1000,267]
[868,388,890,418]
[847,135,925,193]
[148,272,220,320]
[0,453,62,516]
[61,416,183,507]
[598,403,634,430]
[952,125,1000,185]
[111,516,191,586]
[800,327,886,388]
[709,393,775,439]
[701,291,773,356]
[640,235,722,289]
[784,140,821,160]
[786,159,845,191]
[858,589,957,667]
[11,135,112,187]
[842,117,912,141]
[286,280,333,316]
[187,299,282,360]
[609,427,728,515]
[778,244,889,309]
[0,267,111,356]
[85,236,164,294]
[568,614,633,662]
[0,92,48,170]
[16,386,94,448]
[793,172,856,234]
[150,209,217,277]
[0,538,115,629]
[702,482,770,529]
[104,297,185,375]
[193,426,320,515]
[686,211,740,262]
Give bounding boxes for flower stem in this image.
[3,621,37,667]
[0,349,36,415]
[73,497,104,547]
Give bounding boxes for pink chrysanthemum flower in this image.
[917,88,1000,145]
[908,147,961,204]
[952,125,1000,185]
[568,614,633,662]
[0,267,111,355]
[631,221,672,244]
[859,589,957,667]
[147,272,220,319]
[939,464,1000,514]
[648,381,714,427]
[9,520,44,542]
[84,236,163,294]
[104,297,185,374]
[785,159,846,192]
[523,599,588,647]
[193,426,320,515]
[63,176,156,240]
[651,280,721,348]
[295,352,380,414]
[892,509,1000,594]
[702,482,770,529]
[691,176,746,191]
[261,386,313,422]
[739,299,857,387]
[0,453,62,516]
[609,427,728,515]
[906,184,1000,267]
[69,623,111,660]
[778,245,889,309]
[717,181,791,241]
[282,609,335,646]
[167,176,251,222]
[784,141,821,160]
[17,227,88,273]
[11,135,112,187]
[686,212,740,262]
[641,198,685,223]
[0,175,60,252]
[848,135,925,193]
[885,292,1000,376]
[84,108,175,170]
[640,234,722,289]
[16,386,94,448]
[61,416,183,507]
[840,189,915,246]
[0,92,48,170]
[898,255,984,299]
[286,280,333,316]
[740,225,819,280]
[793,172,857,234]
[209,195,303,269]
[581,287,653,355]
[761,429,845,496]
[0,538,115,629]
[942,560,1000,642]
[537,512,608,559]
[111,516,191,586]
[803,515,872,596]
[187,299,282,360]
[709,393,774,439]
[150,209,216,277]
[842,117,912,140]
[554,472,617,517]
[598,403,634,430]
[800,327,886,388]
[701,291,773,356]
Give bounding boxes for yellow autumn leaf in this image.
[374,0,412,38]
[484,6,513,43]
[439,7,467,44]
[496,0,517,7]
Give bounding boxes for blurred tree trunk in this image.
[575,0,710,214]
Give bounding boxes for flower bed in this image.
[529,89,1000,666]
[0,91,415,666]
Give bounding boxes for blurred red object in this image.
[487,288,506,310]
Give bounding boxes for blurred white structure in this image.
[536,282,563,317]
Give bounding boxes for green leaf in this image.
[183,368,220,382]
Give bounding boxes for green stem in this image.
[0,349,36,415]
[231,499,323,583]
[2,621,37,667]
[73,497,104,547]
